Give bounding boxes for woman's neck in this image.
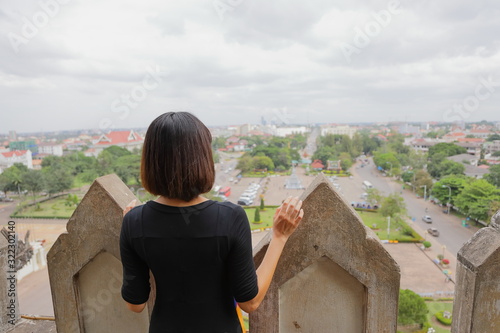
[155,195,208,207]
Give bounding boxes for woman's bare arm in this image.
[238,197,303,313]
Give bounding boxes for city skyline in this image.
[2,0,500,132]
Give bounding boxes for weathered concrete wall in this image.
[452,210,500,333]
[250,174,400,333]
[279,256,366,332]
[47,174,154,333]
[1,233,18,331]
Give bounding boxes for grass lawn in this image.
[425,301,453,333]
[12,195,83,218]
[356,210,423,242]
[243,206,278,230]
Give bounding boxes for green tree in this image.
[366,188,382,206]
[312,146,336,166]
[0,164,26,194]
[360,133,381,155]
[401,170,414,183]
[380,193,407,219]
[413,170,433,197]
[486,134,500,141]
[103,145,132,158]
[373,152,400,172]
[428,142,467,159]
[252,156,275,171]
[254,207,261,222]
[493,151,500,157]
[97,150,114,175]
[43,165,74,196]
[426,131,439,139]
[437,160,465,178]
[113,154,141,184]
[484,164,500,187]
[289,134,307,149]
[398,289,429,326]
[387,134,409,155]
[211,136,227,150]
[454,179,500,222]
[260,197,265,210]
[408,150,428,170]
[432,175,467,206]
[339,152,353,171]
[22,169,45,203]
[237,155,254,173]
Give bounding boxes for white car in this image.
[240,193,256,201]
[237,198,252,206]
[243,189,257,196]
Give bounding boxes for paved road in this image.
[352,159,478,256]
[304,126,320,157]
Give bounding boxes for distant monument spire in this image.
[285,168,304,189]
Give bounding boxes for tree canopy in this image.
[428,142,467,159]
[454,179,500,222]
[398,289,428,326]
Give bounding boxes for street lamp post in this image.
[442,185,451,214]
[420,185,427,201]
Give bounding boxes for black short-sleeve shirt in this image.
[120,200,258,333]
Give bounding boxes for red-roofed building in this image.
[0,150,33,173]
[443,132,466,142]
[457,138,485,144]
[90,130,144,157]
[468,129,496,139]
[311,159,325,170]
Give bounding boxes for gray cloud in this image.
[1,0,500,133]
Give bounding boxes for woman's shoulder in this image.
[122,204,145,225]
[213,200,245,214]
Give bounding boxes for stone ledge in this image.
[7,319,56,333]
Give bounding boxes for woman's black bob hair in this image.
[141,112,215,201]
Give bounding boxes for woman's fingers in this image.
[123,199,137,217]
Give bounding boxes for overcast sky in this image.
[1,0,500,133]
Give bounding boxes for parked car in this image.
[422,215,433,223]
[242,190,257,197]
[237,198,252,206]
[427,228,439,237]
[0,197,13,202]
[240,194,256,201]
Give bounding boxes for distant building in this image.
[455,142,482,156]
[311,159,325,170]
[485,140,500,154]
[442,132,466,142]
[274,126,308,137]
[468,129,495,139]
[398,124,421,136]
[457,138,485,144]
[0,150,33,173]
[410,139,438,152]
[9,140,38,154]
[447,154,479,166]
[463,164,490,179]
[8,131,17,141]
[327,160,342,172]
[321,125,357,138]
[90,130,144,157]
[38,143,64,156]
